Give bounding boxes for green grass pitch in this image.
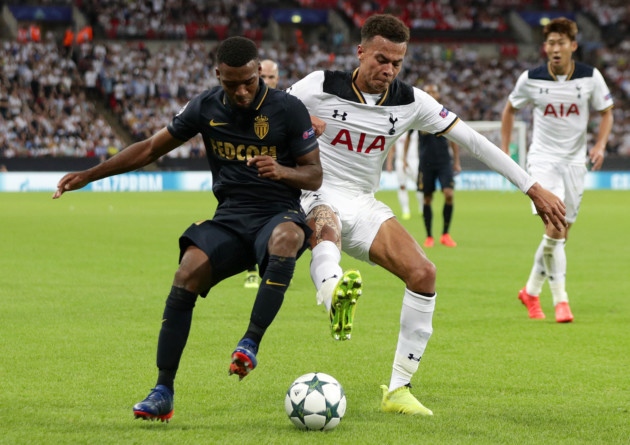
[1,190,628,444]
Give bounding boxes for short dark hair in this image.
[361,14,410,45]
[216,36,259,67]
[543,17,578,41]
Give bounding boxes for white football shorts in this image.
[527,160,587,224]
[301,188,394,263]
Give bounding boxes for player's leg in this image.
[548,164,582,323]
[394,139,411,219]
[519,162,575,321]
[369,218,435,415]
[519,237,547,319]
[397,185,411,220]
[422,192,434,247]
[420,169,436,247]
[396,167,410,220]
[134,244,213,422]
[439,186,457,247]
[542,226,571,322]
[437,166,456,247]
[305,202,362,341]
[230,216,308,379]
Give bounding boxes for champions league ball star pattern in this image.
[284,372,346,431]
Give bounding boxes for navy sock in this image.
[244,255,295,345]
[423,204,432,237]
[443,203,453,234]
[156,286,197,390]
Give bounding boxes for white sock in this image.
[541,235,568,305]
[416,191,424,213]
[310,241,342,291]
[526,236,547,296]
[397,188,410,214]
[389,289,435,392]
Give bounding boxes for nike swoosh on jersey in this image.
[265,279,287,287]
[209,119,228,127]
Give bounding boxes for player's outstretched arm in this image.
[526,183,567,231]
[53,128,182,199]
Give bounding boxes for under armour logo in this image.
[539,88,549,94]
[388,114,398,135]
[408,353,421,362]
[332,110,347,120]
[576,86,582,98]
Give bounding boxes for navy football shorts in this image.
[418,163,455,194]
[179,201,311,294]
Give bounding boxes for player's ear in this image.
[357,44,364,60]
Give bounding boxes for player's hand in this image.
[247,155,285,181]
[52,172,89,199]
[526,183,567,231]
[588,146,605,171]
[310,116,326,138]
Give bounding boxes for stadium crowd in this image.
[78,0,264,41]
[0,37,125,159]
[1,0,629,160]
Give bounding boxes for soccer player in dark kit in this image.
[53,36,322,422]
[405,84,461,248]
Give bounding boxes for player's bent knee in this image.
[174,247,213,292]
[408,259,436,291]
[269,222,305,255]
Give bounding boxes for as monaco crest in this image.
[254,115,269,139]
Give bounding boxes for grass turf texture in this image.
[1,190,628,444]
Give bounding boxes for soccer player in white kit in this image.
[385,130,420,220]
[288,14,566,415]
[501,17,613,323]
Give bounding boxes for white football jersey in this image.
[508,62,613,165]
[287,70,458,195]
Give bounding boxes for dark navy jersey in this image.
[167,79,317,206]
[416,130,452,167]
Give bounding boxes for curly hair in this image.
[543,17,578,41]
[361,14,410,45]
[216,36,259,67]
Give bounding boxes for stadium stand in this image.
[1,0,629,168]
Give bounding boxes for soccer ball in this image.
[284,372,346,431]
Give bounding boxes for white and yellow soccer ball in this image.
[284,372,346,431]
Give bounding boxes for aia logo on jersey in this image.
[330,130,386,153]
[543,103,579,117]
